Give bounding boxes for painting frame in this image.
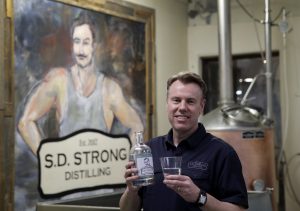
[0,0,156,210]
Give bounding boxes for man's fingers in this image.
[165,174,187,181]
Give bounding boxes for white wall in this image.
[126,0,188,136]
[188,2,300,211]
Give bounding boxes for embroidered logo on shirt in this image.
[188,161,208,171]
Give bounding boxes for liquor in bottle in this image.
[130,131,154,187]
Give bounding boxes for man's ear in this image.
[200,98,206,113]
[166,96,169,111]
[202,98,206,107]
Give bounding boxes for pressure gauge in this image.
[252,179,265,191]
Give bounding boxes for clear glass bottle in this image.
[129,131,154,187]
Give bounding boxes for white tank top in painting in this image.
[59,71,108,136]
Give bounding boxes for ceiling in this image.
[183,0,300,11]
[186,0,300,24]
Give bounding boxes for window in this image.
[201,52,281,145]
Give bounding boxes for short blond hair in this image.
[167,71,207,98]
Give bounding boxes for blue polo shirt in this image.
[138,123,248,211]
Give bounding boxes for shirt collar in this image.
[164,123,207,149]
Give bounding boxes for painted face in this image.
[167,80,205,135]
[72,24,94,68]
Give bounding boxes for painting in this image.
[10,0,155,210]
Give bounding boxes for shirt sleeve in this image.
[216,149,249,208]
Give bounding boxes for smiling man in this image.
[18,12,143,155]
[120,71,248,211]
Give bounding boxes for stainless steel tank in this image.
[202,106,276,191]
[202,106,276,211]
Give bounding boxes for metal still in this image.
[202,107,276,192]
[202,106,276,211]
[201,0,277,210]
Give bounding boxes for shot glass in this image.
[160,156,182,176]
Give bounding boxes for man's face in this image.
[72,24,94,68]
[167,80,205,135]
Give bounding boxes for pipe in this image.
[277,8,289,211]
[217,0,234,107]
[241,73,265,105]
[264,0,273,122]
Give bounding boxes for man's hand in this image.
[124,161,141,192]
[163,174,247,211]
[163,174,200,203]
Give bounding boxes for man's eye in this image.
[172,99,180,103]
[188,100,195,104]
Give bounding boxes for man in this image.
[18,12,143,155]
[120,72,248,211]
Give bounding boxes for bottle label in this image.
[136,153,154,177]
